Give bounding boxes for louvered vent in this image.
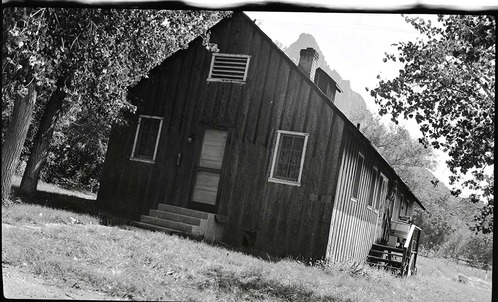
[208,54,250,83]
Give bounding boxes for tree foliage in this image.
[2,8,53,142]
[369,15,495,233]
[408,167,492,266]
[459,233,493,269]
[413,206,453,252]
[2,8,230,195]
[348,107,437,191]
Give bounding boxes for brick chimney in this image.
[298,47,319,80]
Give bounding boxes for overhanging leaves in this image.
[369,14,495,233]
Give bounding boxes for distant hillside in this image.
[285,33,367,117]
[284,33,480,231]
[407,166,480,228]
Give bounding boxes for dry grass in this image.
[417,256,491,281]
[1,180,492,301]
[2,201,492,302]
[2,203,99,226]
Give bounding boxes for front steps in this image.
[132,204,225,241]
[366,243,405,274]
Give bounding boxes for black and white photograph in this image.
[1,1,494,300]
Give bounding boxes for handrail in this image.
[404,225,418,249]
[401,224,421,276]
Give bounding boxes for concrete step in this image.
[140,215,193,233]
[131,221,187,236]
[148,209,202,226]
[157,204,210,220]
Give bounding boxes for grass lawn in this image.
[2,180,493,301]
[10,175,97,200]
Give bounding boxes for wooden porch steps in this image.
[367,255,403,266]
[366,243,404,273]
[371,243,404,255]
[131,204,211,237]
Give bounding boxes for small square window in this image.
[130,115,163,163]
[269,130,309,186]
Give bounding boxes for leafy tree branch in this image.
[369,14,494,233]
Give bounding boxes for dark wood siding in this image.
[98,13,347,259]
[98,13,419,261]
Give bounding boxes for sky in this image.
[185,0,498,10]
[244,11,485,196]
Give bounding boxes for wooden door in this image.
[375,174,389,242]
[189,128,229,212]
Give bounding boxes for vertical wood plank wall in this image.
[98,13,418,262]
[98,13,346,259]
[326,127,388,263]
[325,124,419,263]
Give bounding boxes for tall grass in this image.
[2,203,491,302]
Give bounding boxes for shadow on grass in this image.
[11,186,98,215]
[8,182,324,268]
[203,266,347,302]
[9,185,134,227]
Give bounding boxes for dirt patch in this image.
[2,264,120,300]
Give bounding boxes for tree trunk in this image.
[19,76,68,196]
[1,82,37,203]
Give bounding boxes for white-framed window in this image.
[130,115,163,164]
[399,195,411,218]
[351,153,364,201]
[207,53,251,83]
[398,194,406,218]
[367,166,378,208]
[268,130,309,187]
[375,173,388,212]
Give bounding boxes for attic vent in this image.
[208,53,250,83]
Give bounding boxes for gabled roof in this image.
[235,12,425,211]
[146,11,424,211]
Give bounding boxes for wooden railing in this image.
[400,224,421,276]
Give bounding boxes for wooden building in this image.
[98,12,424,272]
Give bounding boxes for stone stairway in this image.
[366,243,405,274]
[131,204,226,241]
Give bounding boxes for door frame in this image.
[187,124,232,213]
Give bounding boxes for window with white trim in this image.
[367,166,378,208]
[398,195,411,218]
[207,53,250,83]
[269,130,309,186]
[351,153,364,200]
[130,115,163,163]
[375,173,388,211]
[398,194,406,218]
